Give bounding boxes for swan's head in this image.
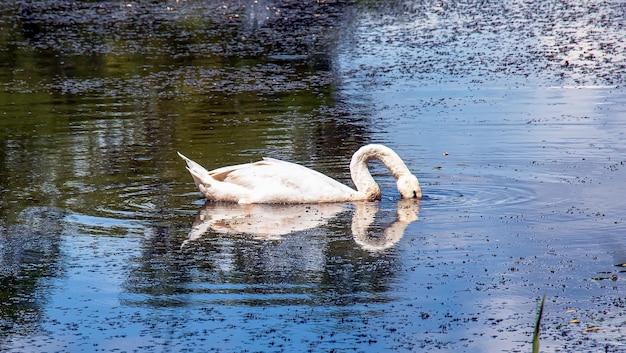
[397,174,422,199]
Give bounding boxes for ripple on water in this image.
[118,183,160,214]
[66,178,193,225]
[421,174,537,213]
[64,213,146,237]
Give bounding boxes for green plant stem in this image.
[532,293,547,353]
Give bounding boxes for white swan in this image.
[177,144,421,204]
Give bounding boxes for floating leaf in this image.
[569,318,580,324]
[566,309,577,313]
[614,263,626,267]
[585,327,600,332]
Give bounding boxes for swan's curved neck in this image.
[349,144,413,200]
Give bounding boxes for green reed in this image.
[532,294,546,353]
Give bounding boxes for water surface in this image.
[1,1,626,352]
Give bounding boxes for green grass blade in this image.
[532,294,547,353]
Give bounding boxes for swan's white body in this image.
[178,144,421,204]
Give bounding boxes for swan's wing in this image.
[179,153,254,202]
[218,157,358,203]
[208,163,258,181]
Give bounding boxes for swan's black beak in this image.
[412,191,418,198]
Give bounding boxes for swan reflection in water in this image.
[183,199,420,251]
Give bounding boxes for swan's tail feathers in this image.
[177,152,212,188]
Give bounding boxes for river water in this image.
[1,0,626,352]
